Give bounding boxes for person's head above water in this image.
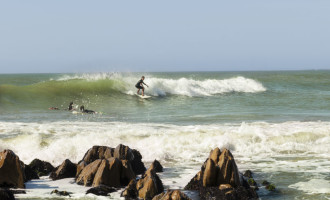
[80,105,85,111]
[141,76,145,80]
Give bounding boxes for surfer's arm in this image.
[142,82,149,87]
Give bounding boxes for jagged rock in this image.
[76,159,102,186]
[81,146,114,164]
[262,180,270,186]
[121,160,136,186]
[86,185,116,196]
[243,170,253,178]
[122,169,164,200]
[0,150,25,188]
[184,148,258,200]
[24,164,39,182]
[0,188,15,200]
[93,158,122,187]
[28,159,54,176]
[79,145,146,176]
[50,189,72,196]
[131,149,146,175]
[152,190,192,200]
[149,160,163,173]
[50,159,76,180]
[265,184,275,191]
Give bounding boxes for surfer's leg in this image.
[137,89,140,94]
[142,88,144,96]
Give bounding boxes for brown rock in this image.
[219,184,233,190]
[217,149,240,187]
[24,164,39,182]
[81,146,114,164]
[93,158,122,187]
[114,144,134,161]
[76,159,102,186]
[86,185,116,196]
[184,171,201,190]
[50,159,76,180]
[131,149,146,175]
[76,161,88,177]
[149,160,163,173]
[0,150,25,188]
[121,160,136,186]
[28,159,54,176]
[122,169,164,200]
[152,190,192,200]
[202,159,218,187]
[209,147,221,163]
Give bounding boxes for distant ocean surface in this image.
[0,71,329,199]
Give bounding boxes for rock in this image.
[24,164,39,182]
[76,160,88,177]
[243,170,253,178]
[86,185,116,196]
[76,159,102,186]
[219,184,233,190]
[49,159,76,180]
[262,180,270,186]
[131,149,146,175]
[265,184,276,191]
[247,178,257,186]
[150,160,163,173]
[50,189,72,196]
[28,159,54,176]
[122,169,164,200]
[184,148,258,200]
[92,158,122,187]
[184,171,201,190]
[121,160,136,186]
[81,146,114,164]
[0,188,15,200]
[79,145,146,176]
[152,190,192,200]
[217,149,240,187]
[202,159,218,187]
[0,150,25,188]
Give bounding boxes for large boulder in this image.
[86,185,116,196]
[0,150,25,188]
[76,158,135,187]
[184,148,258,200]
[122,169,164,200]
[77,145,145,177]
[50,159,76,180]
[153,190,192,200]
[28,159,54,177]
[0,188,15,200]
[24,164,39,182]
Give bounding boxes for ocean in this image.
[0,71,329,199]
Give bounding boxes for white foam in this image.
[289,179,330,194]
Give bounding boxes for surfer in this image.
[135,76,149,96]
[80,105,95,114]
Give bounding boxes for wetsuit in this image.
[135,79,144,89]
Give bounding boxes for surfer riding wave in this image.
[135,76,149,96]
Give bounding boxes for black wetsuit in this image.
[135,79,144,89]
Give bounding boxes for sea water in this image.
[0,71,329,199]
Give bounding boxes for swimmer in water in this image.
[80,105,96,114]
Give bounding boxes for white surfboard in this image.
[135,94,152,99]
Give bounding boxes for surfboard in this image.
[135,94,152,99]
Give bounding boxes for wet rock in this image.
[28,159,54,177]
[76,160,88,177]
[81,146,114,164]
[262,180,270,186]
[50,159,76,180]
[184,148,259,200]
[50,189,72,196]
[243,170,253,178]
[86,185,116,196]
[0,188,15,200]
[131,149,146,175]
[150,160,163,173]
[122,169,164,200]
[152,189,192,200]
[121,160,136,186]
[24,164,39,182]
[265,184,276,191]
[76,159,102,186]
[93,158,122,187]
[0,150,25,188]
[114,144,134,161]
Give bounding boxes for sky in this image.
[0,0,330,73]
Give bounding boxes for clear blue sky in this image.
[0,0,330,73]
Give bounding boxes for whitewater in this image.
[0,71,330,199]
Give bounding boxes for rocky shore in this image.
[0,145,274,200]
